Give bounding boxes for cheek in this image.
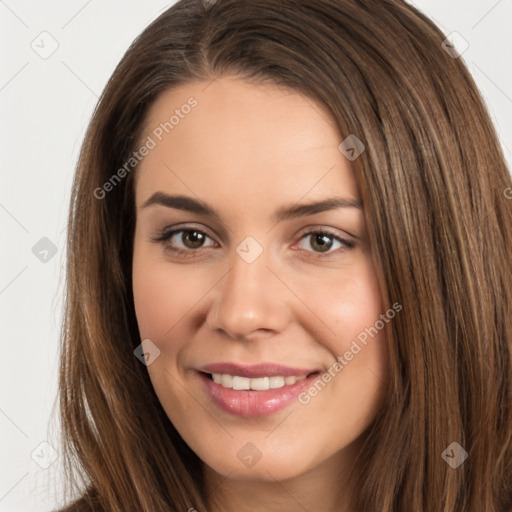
[132,245,207,341]
[341,265,387,373]
[298,255,385,355]
[302,258,389,419]
[132,261,177,341]
[131,249,200,409]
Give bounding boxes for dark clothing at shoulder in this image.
[54,488,101,512]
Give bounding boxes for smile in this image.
[196,363,321,417]
[210,373,308,390]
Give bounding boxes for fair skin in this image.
[132,76,388,512]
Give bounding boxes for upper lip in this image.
[198,362,320,378]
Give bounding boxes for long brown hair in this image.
[58,0,512,510]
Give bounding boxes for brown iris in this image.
[310,233,333,253]
[181,230,206,249]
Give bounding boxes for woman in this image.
[58,0,512,510]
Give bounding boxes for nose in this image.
[206,248,292,340]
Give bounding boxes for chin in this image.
[199,440,319,482]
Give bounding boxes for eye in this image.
[152,226,355,258]
[153,227,216,252]
[296,230,355,254]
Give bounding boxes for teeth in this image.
[210,373,309,390]
[269,376,285,389]
[250,377,269,390]
[232,376,251,390]
[221,374,232,388]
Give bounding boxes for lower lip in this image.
[198,372,319,417]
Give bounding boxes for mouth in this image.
[202,371,317,390]
[196,363,322,417]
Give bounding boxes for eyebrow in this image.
[141,192,362,222]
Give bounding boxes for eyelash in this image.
[152,225,356,258]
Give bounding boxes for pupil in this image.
[183,230,204,248]
[312,233,332,252]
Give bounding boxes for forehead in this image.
[134,76,360,207]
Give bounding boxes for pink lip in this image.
[196,363,320,417]
[198,362,318,378]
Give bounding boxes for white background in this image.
[1,1,511,510]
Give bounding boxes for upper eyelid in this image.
[154,224,355,249]
[155,223,218,242]
[156,223,351,238]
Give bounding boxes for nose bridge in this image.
[207,241,290,338]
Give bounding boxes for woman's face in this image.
[132,76,389,483]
